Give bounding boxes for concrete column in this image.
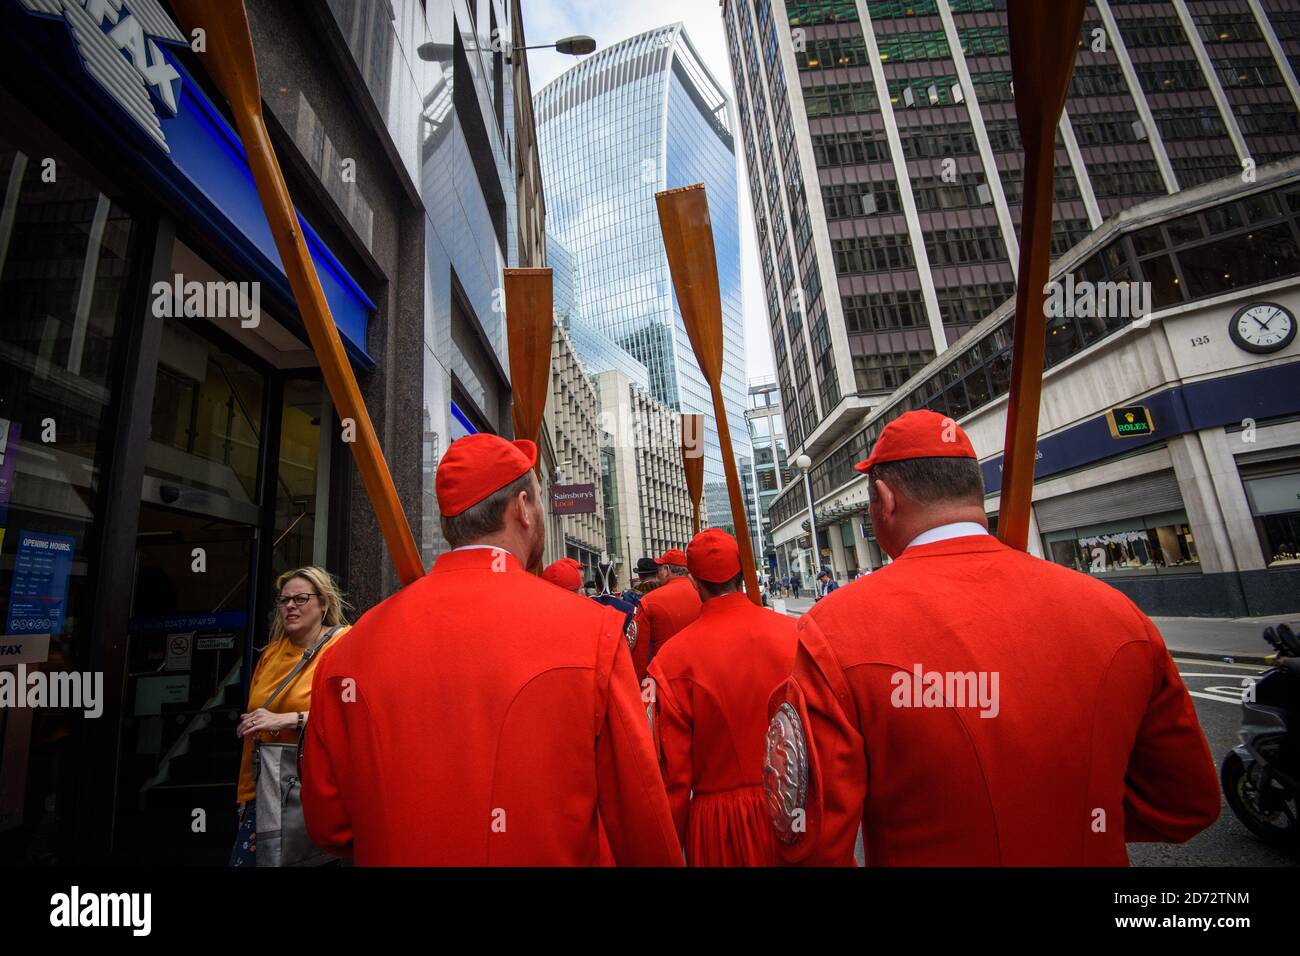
[1171,428,1266,572]
[829,522,849,582]
[852,517,874,572]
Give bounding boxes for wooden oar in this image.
[997,0,1087,551]
[680,413,705,534]
[170,0,423,585]
[656,185,760,603]
[504,268,554,473]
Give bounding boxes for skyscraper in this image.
[536,23,751,535]
[722,0,1300,462]
[725,0,1300,616]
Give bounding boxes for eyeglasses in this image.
[277,593,319,608]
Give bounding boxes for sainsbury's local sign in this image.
[17,0,188,152]
[552,484,598,515]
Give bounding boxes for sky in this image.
[523,0,775,381]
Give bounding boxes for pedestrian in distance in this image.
[630,548,702,683]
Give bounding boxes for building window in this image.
[1044,513,1200,576]
[1134,60,1208,95]
[1242,464,1300,566]
[1215,56,1283,89]
[866,0,940,18]
[958,26,1010,57]
[1152,106,1226,141]
[876,30,950,63]
[1176,221,1300,299]
[788,1,861,26]
[803,81,879,117]
[832,232,915,273]
[798,35,870,71]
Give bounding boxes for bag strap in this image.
[262,626,341,711]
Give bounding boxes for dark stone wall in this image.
[1107,567,1300,618]
[244,0,425,615]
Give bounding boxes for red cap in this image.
[854,410,977,474]
[541,558,583,591]
[654,548,688,567]
[436,434,537,517]
[686,529,741,584]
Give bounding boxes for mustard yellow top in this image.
[236,627,349,805]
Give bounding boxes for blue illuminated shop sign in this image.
[8,0,376,364]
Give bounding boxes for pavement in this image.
[769,595,1294,664]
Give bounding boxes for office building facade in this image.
[0,0,534,864]
[722,0,1300,461]
[744,377,795,575]
[536,23,752,534]
[724,0,1300,612]
[767,161,1300,616]
[547,321,607,576]
[595,370,699,569]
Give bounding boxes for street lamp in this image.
[417,35,596,63]
[794,453,819,587]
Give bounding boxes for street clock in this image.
[1228,301,1296,354]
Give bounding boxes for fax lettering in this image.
[84,0,182,114]
[50,886,151,937]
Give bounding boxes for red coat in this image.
[301,547,682,866]
[648,592,797,866]
[768,534,1219,866]
[632,576,702,682]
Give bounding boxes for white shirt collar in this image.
[451,545,514,556]
[904,522,990,552]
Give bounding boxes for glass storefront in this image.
[1044,511,1200,576]
[0,133,136,861]
[1242,463,1300,567]
[0,116,339,863]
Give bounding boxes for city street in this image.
[1128,658,1296,867]
[776,596,1297,866]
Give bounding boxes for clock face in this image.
[1229,302,1296,354]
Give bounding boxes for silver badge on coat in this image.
[625,619,638,652]
[763,702,809,844]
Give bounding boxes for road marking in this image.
[1177,672,1259,679]
[1189,690,1248,704]
[1172,658,1267,670]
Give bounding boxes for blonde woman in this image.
[230,567,350,866]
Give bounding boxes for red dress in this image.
[301,547,682,866]
[632,575,702,682]
[648,592,797,866]
[768,534,1220,866]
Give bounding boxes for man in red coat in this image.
[301,433,681,866]
[631,548,701,682]
[764,410,1219,866]
[648,529,797,865]
[541,557,584,593]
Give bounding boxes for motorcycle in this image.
[1220,623,1300,850]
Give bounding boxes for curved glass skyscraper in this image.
[536,23,750,534]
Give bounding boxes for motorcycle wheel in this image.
[1221,752,1299,849]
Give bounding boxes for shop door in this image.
[115,343,267,864]
[118,507,256,863]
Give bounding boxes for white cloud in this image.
[522,0,773,380]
